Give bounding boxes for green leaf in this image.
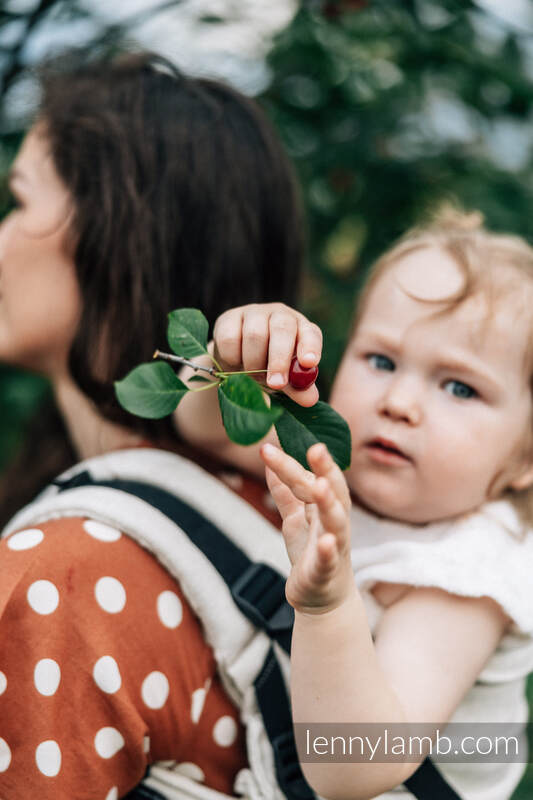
[187,375,211,384]
[218,375,283,445]
[271,395,351,471]
[115,361,188,419]
[167,308,209,358]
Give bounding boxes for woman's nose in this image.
[377,376,422,425]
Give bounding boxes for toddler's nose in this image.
[377,376,422,425]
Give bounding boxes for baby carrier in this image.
[2,448,462,800]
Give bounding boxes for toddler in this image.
[176,209,533,800]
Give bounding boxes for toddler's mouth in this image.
[365,437,412,463]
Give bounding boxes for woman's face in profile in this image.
[0,125,81,377]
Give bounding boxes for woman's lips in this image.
[364,437,412,465]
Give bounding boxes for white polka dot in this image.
[141,671,169,709]
[143,736,150,754]
[34,659,61,696]
[7,528,44,551]
[219,472,243,492]
[191,687,207,723]
[105,788,118,800]
[27,580,59,615]
[93,656,122,694]
[94,727,125,759]
[0,672,7,696]
[35,740,61,777]
[175,762,205,782]
[0,739,11,772]
[83,520,122,543]
[95,577,126,614]
[213,715,238,747]
[157,591,183,629]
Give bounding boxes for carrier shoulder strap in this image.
[53,471,461,800]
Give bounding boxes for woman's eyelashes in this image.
[365,353,479,400]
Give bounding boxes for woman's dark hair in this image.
[0,50,305,527]
[41,51,304,432]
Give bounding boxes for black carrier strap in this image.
[123,783,166,800]
[54,471,462,800]
[404,758,462,800]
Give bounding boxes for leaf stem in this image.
[188,380,220,394]
[209,354,224,372]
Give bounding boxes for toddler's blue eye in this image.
[367,354,395,371]
[443,380,477,399]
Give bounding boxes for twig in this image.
[153,349,217,376]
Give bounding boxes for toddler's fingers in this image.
[266,310,298,390]
[213,308,243,366]
[316,533,340,573]
[302,533,340,591]
[295,318,322,369]
[307,444,351,511]
[313,477,350,540]
[281,382,319,408]
[261,443,315,503]
[265,466,302,520]
[241,308,269,373]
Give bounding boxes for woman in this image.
[0,51,304,799]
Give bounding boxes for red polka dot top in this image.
[0,464,281,799]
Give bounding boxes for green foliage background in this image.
[1,2,533,794]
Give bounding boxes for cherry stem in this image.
[154,350,272,381]
[218,368,269,377]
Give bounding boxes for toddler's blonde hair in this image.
[353,205,533,530]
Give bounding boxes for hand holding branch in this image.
[214,303,322,407]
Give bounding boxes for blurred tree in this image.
[261,0,533,387]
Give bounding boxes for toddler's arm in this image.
[261,443,510,800]
[174,303,322,477]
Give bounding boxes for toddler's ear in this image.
[509,462,533,491]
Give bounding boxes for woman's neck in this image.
[53,374,144,460]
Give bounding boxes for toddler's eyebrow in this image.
[355,329,401,354]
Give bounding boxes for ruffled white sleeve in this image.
[350,500,533,635]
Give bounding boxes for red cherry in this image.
[289,357,319,391]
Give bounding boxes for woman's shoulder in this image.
[0,516,185,618]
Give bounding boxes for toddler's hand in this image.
[260,442,355,614]
[213,303,322,407]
